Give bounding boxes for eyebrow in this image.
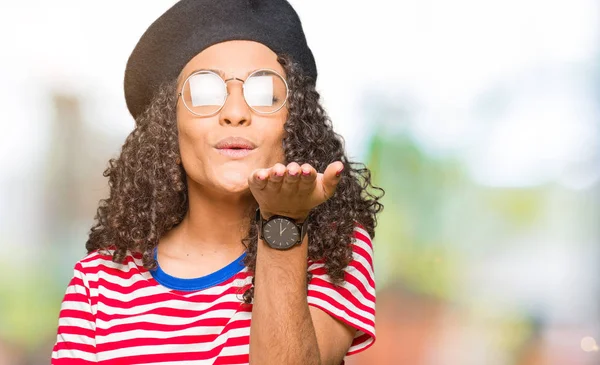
[201,68,226,77]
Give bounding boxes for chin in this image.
[217,171,251,193]
[218,180,249,194]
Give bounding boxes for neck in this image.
[164,178,256,256]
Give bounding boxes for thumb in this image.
[321,161,344,198]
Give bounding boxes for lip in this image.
[214,136,256,158]
[214,136,257,150]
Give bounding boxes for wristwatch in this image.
[255,208,309,250]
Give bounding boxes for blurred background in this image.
[1,0,599,364]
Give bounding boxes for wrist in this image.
[255,208,310,250]
[258,209,310,223]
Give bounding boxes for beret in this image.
[124,0,317,119]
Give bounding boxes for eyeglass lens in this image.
[181,70,287,115]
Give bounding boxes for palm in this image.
[248,161,344,220]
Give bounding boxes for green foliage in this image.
[365,127,545,299]
[0,262,64,350]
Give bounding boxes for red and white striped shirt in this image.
[52,226,376,364]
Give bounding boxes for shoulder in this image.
[74,247,142,277]
[307,223,377,355]
[308,224,374,270]
[351,224,374,258]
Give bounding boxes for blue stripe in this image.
[150,248,247,291]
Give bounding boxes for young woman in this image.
[52,1,383,364]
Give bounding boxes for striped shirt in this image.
[51,226,376,364]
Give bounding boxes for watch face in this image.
[263,217,300,249]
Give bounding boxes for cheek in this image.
[176,117,193,156]
[264,121,287,163]
[176,114,208,161]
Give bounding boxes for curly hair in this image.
[86,54,384,303]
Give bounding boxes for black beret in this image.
[124,0,317,119]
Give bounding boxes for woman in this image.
[52,0,383,364]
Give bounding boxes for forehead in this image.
[178,40,284,81]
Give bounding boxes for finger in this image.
[298,163,317,192]
[266,163,286,192]
[321,161,344,198]
[248,168,269,190]
[287,162,302,176]
[281,162,301,194]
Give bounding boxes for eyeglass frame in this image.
[177,68,290,117]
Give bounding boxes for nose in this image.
[219,81,251,126]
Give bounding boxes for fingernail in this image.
[276,172,284,177]
[302,169,310,176]
[288,170,298,177]
[336,166,345,177]
[258,174,265,180]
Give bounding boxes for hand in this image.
[248,161,345,221]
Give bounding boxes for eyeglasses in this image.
[178,68,289,117]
